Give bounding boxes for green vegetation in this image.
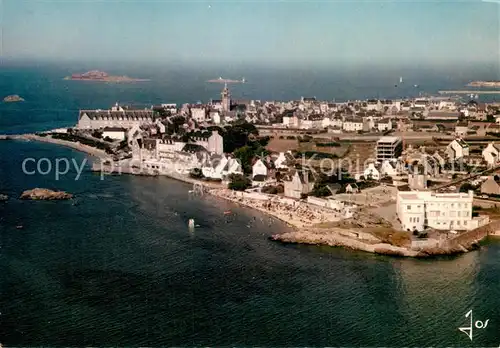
[315,142,341,147]
[369,228,411,247]
[262,184,284,195]
[459,183,476,193]
[50,133,113,153]
[228,174,251,191]
[92,130,103,139]
[295,151,338,159]
[189,168,204,179]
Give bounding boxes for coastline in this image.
[7,134,108,159]
[5,133,498,258]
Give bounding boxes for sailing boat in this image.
[399,76,403,84]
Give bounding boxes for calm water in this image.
[0,63,499,346]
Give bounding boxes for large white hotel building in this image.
[396,190,487,232]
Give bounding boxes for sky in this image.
[2,0,499,67]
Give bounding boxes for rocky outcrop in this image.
[3,95,24,102]
[0,194,8,201]
[20,188,73,200]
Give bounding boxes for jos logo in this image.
[458,310,489,341]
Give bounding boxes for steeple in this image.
[221,84,231,113]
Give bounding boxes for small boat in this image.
[224,211,232,215]
[188,219,195,228]
[16,225,23,229]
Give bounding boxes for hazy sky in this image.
[3,0,499,66]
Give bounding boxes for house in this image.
[102,127,127,141]
[201,154,228,179]
[446,139,470,160]
[380,160,401,177]
[480,176,500,195]
[192,130,224,155]
[482,143,500,166]
[283,115,300,128]
[455,122,469,137]
[345,183,359,193]
[252,159,270,180]
[211,111,222,124]
[283,170,315,199]
[342,117,365,132]
[376,118,393,132]
[222,157,243,178]
[363,162,381,180]
[274,151,294,170]
[408,165,428,190]
[191,106,207,123]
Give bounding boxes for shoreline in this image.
[6,134,108,159]
[5,133,499,258]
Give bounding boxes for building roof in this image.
[453,138,469,148]
[377,136,401,144]
[182,144,207,153]
[102,127,127,132]
[79,109,154,120]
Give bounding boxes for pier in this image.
[438,90,500,95]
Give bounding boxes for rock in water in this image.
[0,194,8,201]
[20,188,73,200]
[3,95,25,102]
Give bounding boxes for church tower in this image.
[221,83,231,113]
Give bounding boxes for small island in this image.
[3,95,25,102]
[467,81,500,88]
[64,70,149,82]
[20,188,73,200]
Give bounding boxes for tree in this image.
[233,146,256,174]
[459,183,475,193]
[228,174,251,191]
[189,168,204,179]
[92,130,103,139]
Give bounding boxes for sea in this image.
[0,61,499,347]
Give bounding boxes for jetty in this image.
[438,90,500,95]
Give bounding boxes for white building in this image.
[446,139,469,160]
[252,159,269,179]
[191,107,207,123]
[376,136,403,162]
[102,127,127,141]
[283,115,300,128]
[380,160,402,177]
[363,162,381,180]
[482,143,500,166]
[396,190,485,232]
[274,151,293,170]
[192,130,224,155]
[77,108,155,130]
[376,118,393,132]
[342,117,364,132]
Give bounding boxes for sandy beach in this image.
[210,188,343,229]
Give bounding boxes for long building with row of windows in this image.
[396,190,488,232]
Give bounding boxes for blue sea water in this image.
[0,61,500,346]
